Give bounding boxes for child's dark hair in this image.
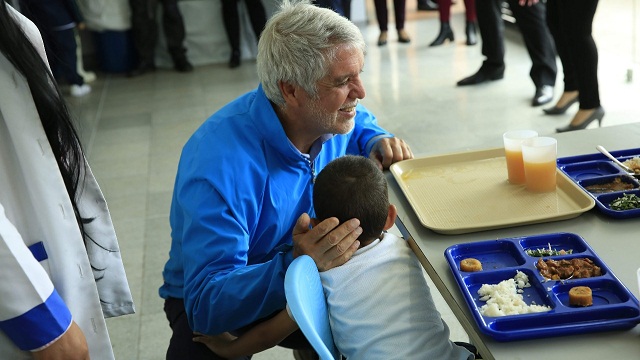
[313,155,389,242]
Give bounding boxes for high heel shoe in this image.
[465,21,477,46]
[429,22,454,47]
[543,95,579,115]
[377,31,388,46]
[556,106,605,133]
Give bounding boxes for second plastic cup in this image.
[522,136,558,193]
[503,130,538,184]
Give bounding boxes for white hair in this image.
[257,0,366,106]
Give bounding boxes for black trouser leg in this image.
[546,0,576,91]
[342,0,351,19]
[221,0,241,52]
[163,298,314,360]
[476,0,505,69]
[160,0,188,61]
[507,0,557,88]
[373,0,389,32]
[129,0,158,65]
[244,0,267,40]
[164,297,250,360]
[392,0,406,30]
[559,0,600,109]
[50,29,83,86]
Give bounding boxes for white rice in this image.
[477,271,551,316]
[622,156,640,173]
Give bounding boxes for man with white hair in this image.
[159,1,413,358]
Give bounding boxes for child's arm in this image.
[193,308,299,358]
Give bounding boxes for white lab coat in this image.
[0,6,134,359]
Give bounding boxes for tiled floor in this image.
[66,1,639,359]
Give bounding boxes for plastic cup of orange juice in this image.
[522,136,558,193]
[503,130,538,184]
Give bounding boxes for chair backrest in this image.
[284,255,341,360]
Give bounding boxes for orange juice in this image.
[524,160,557,192]
[505,149,526,184]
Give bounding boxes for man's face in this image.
[303,45,366,136]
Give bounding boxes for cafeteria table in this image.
[388,123,640,359]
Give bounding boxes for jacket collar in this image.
[249,85,333,163]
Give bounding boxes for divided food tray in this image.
[557,148,640,218]
[445,232,640,341]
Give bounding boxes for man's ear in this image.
[382,204,397,231]
[278,80,300,107]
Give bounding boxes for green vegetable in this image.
[610,193,640,211]
[525,242,573,257]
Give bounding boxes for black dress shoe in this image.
[457,66,505,86]
[556,106,605,132]
[174,57,193,73]
[543,95,578,115]
[532,85,554,106]
[417,0,438,11]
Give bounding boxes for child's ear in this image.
[382,204,397,231]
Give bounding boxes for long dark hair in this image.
[0,1,88,240]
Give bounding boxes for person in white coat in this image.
[0,3,134,359]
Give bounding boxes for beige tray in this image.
[390,148,595,234]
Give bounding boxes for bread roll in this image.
[460,258,482,272]
[569,286,593,307]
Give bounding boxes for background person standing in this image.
[456,0,557,107]
[128,0,193,76]
[221,0,267,68]
[543,0,604,132]
[373,0,411,46]
[429,0,478,47]
[18,0,92,96]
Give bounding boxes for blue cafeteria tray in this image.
[445,232,640,341]
[557,148,640,218]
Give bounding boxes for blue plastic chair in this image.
[284,255,341,360]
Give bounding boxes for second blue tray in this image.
[557,147,640,218]
[445,232,640,341]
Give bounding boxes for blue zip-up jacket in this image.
[159,85,391,334]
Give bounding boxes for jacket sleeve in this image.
[0,202,72,351]
[346,103,393,156]
[175,172,294,335]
